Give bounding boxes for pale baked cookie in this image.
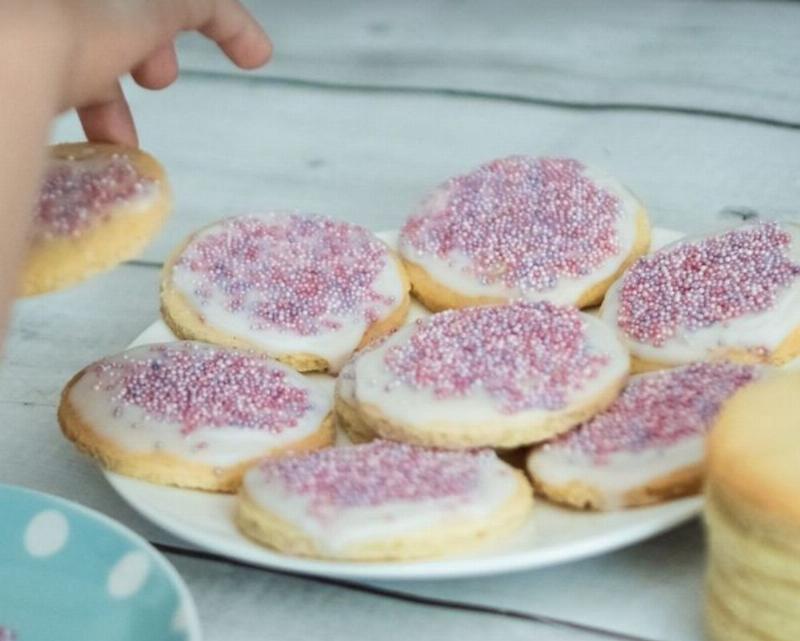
[236,439,533,560]
[601,221,800,372]
[22,142,171,296]
[59,342,334,492]
[334,298,431,444]
[527,362,759,510]
[705,372,800,641]
[344,301,630,449]
[161,212,410,373]
[398,156,650,311]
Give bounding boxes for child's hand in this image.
[20,0,272,146]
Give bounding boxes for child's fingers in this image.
[198,0,272,70]
[132,43,179,90]
[77,81,138,147]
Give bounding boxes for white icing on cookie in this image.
[350,302,629,433]
[527,362,760,509]
[242,440,520,555]
[35,151,159,241]
[336,294,431,407]
[67,342,333,468]
[530,438,704,510]
[398,157,643,305]
[601,222,800,365]
[168,212,408,372]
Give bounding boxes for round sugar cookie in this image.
[398,156,650,311]
[601,221,800,372]
[334,299,431,444]
[236,439,533,561]
[705,372,800,641]
[59,341,335,492]
[343,301,630,449]
[161,212,410,373]
[23,142,171,296]
[527,362,760,510]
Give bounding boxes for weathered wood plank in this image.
[179,0,800,124]
[168,552,616,641]
[371,522,704,641]
[51,75,800,267]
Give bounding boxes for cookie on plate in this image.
[527,362,760,510]
[59,342,334,492]
[601,221,800,372]
[334,296,432,444]
[340,301,630,449]
[705,372,800,641]
[398,156,650,311]
[236,439,533,561]
[22,142,171,296]
[161,212,410,373]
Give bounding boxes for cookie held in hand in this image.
[23,142,171,296]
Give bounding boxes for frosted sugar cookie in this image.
[59,342,334,492]
[601,221,800,372]
[706,372,800,641]
[161,212,410,373]
[23,142,170,296]
[237,440,533,560]
[344,301,630,449]
[527,362,759,510]
[398,156,650,311]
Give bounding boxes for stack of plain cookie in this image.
[705,373,800,641]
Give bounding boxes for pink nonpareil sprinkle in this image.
[176,213,396,336]
[617,222,800,346]
[92,343,311,435]
[401,156,622,292]
[34,154,153,240]
[383,302,610,413]
[256,440,492,510]
[546,362,758,462]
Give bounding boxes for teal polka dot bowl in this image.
[0,484,201,641]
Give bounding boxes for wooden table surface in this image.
[2,1,799,639]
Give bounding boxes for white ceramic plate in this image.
[104,226,702,581]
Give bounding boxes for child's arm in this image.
[0,0,270,341]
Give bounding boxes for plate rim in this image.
[0,482,203,640]
[98,223,703,581]
[104,470,701,581]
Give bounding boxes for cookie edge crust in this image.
[625,323,800,373]
[21,142,172,297]
[235,466,534,561]
[351,369,629,449]
[160,223,411,373]
[57,367,336,493]
[526,457,704,510]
